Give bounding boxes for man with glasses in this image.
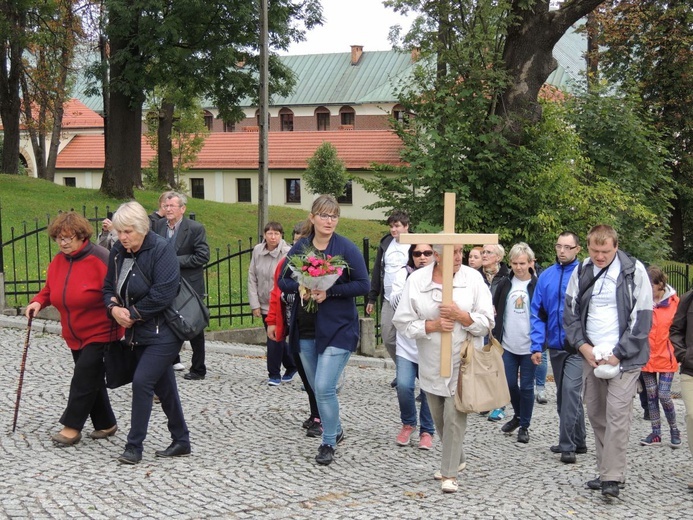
[154,192,210,381]
[564,225,652,498]
[366,210,411,385]
[530,232,586,464]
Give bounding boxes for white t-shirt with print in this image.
[586,256,621,350]
[502,277,532,355]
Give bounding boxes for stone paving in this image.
[0,316,691,519]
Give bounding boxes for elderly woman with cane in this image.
[103,201,190,465]
[25,211,122,446]
[393,243,494,493]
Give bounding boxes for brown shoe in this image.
[89,425,118,440]
[688,482,693,491]
[51,431,82,446]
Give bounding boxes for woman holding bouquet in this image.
[278,195,370,466]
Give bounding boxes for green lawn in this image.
[0,174,388,329]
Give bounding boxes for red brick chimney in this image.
[350,45,363,65]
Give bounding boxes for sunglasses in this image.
[412,250,434,258]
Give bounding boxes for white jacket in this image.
[392,263,494,396]
[248,239,291,314]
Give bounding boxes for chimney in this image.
[350,45,363,65]
[411,47,421,63]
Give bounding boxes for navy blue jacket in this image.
[103,231,181,346]
[278,233,369,354]
[530,258,579,353]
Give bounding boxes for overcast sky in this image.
[282,0,413,55]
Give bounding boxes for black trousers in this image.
[188,330,207,376]
[60,342,117,431]
[293,350,319,420]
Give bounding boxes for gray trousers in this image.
[549,349,586,452]
[380,299,397,363]
[680,373,693,455]
[583,361,639,483]
[425,392,467,479]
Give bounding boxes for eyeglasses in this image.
[412,250,434,258]
[316,213,339,222]
[554,244,578,251]
[56,235,76,244]
[481,250,496,256]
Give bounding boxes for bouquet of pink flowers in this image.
[286,247,347,312]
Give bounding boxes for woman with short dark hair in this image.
[26,211,122,446]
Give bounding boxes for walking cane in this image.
[12,313,33,433]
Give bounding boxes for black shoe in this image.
[118,445,142,465]
[306,419,322,438]
[315,444,335,465]
[601,480,620,498]
[336,430,345,444]
[302,417,315,429]
[560,451,576,464]
[184,372,205,380]
[517,427,529,443]
[501,417,521,433]
[551,445,587,454]
[586,478,625,491]
[390,378,397,388]
[155,441,191,458]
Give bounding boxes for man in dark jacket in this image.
[530,231,585,464]
[154,192,210,380]
[366,211,411,379]
[564,225,652,498]
[668,289,693,491]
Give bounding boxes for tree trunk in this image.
[498,0,608,141]
[0,3,24,175]
[670,193,685,259]
[157,100,175,187]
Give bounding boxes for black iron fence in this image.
[0,204,377,334]
[662,263,692,297]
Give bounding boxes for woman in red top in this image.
[25,212,122,446]
[640,266,681,448]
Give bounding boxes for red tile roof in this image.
[56,130,404,170]
[2,98,104,131]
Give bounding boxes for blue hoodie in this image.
[530,258,579,353]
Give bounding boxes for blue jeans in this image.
[299,339,351,447]
[128,339,190,454]
[395,355,434,435]
[535,350,548,390]
[503,350,537,429]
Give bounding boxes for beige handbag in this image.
[454,332,510,414]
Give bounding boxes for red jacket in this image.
[32,241,122,350]
[265,260,288,341]
[643,289,679,373]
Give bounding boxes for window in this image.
[315,107,330,131]
[64,177,76,187]
[337,181,353,204]
[255,109,270,128]
[237,178,251,202]
[392,104,409,124]
[285,178,301,203]
[279,108,294,131]
[340,106,355,127]
[203,110,213,131]
[223,120,235,132]
[190,178,205,199]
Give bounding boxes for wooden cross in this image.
[398,193,498,377]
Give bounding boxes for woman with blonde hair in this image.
[278,195,370,466]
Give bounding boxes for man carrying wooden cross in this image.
[392,193,496,494]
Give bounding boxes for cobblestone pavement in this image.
[0,317,691,519]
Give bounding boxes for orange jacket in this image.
[643,289,679,373]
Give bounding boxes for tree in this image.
[92,0,322,199]
[303,142,348,198]
[0,1,29,174]
[20,0,81,182]
[143,95,209,190]
[593,0,693,259]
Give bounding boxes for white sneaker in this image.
[434,462,467,480]
[173,363,185,371]
[441,479,458,493]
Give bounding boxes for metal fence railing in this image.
[0,203,378,336]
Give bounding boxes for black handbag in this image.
[134,260,210,341]
[164,277,210,341]
[104,341,138,389]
